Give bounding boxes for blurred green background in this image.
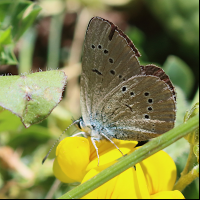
[0,0,199,198]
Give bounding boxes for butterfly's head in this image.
[75,117,103,140]
[75,117,92,136]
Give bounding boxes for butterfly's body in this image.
[79,17,176,148]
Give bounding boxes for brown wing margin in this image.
[141,64,176,101]
[87,16,141,57]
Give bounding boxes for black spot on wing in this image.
[92,69,102,75]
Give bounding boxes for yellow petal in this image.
[112,164,151,199]
[55,137,90,182]
[140,150,177,194]
[81,167,117,199]
[53,157,76,183]
[82,164,151,199]
[150,190,185,199]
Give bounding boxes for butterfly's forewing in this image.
[81,17,141,124]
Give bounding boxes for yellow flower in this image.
[53,137,184,199]
[53,137,90,183]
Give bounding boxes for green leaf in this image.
[0,44,18,65]
[0,26,12,45]
[0,0,41,41]
[0,1,41,65]
[175,86,190,126]
[8,124,53,151]
[13,3,42,41]
[184,102,199,145]
[145,0,199,58]
[0,0,30,30]
[163,55,195,97]
[0,70,67,128]
[0,108,22,132]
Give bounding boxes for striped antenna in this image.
[42,119,80,164]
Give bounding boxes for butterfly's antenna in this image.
[71,116,75,122]
[42,119,80,164]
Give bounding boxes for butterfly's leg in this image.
[72,132,87,137]
[91,137,100,166]
[100,132,124,156]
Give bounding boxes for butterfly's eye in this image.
[91,44,95,49]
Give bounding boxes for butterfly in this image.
[42,16,176,165]
[74,16,176,161]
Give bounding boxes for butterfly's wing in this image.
[141,64,176,101]
[98,74,176,141]
[81,17,141,125]
[81,16,176,141]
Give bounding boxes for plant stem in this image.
[181,145,197,176]
[47,9,65,70]
[19,27,36,74]
[191,88,199,107]
[173,165,199,191]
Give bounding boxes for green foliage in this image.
[0,0,41,65]
[163,55,195,97]
[184,103,199,162]
[145,0,199,58]
[0,108,22,132]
